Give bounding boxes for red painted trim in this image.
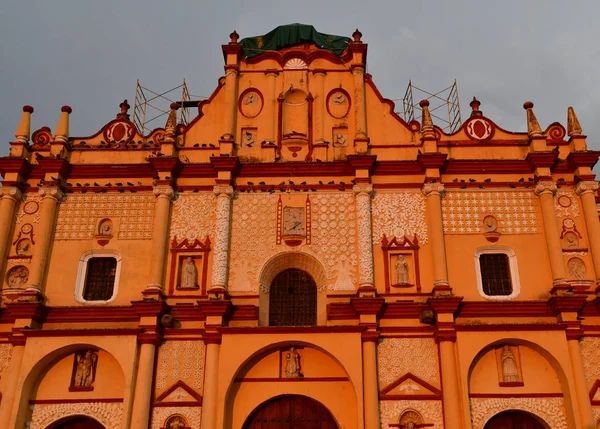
[234,377,348,383]
[379,394,441,401]
[325,88,351,119]
[23,328,141,337]
[380,372,441,396]
[155,380,203,403]
[590,379,600,401]
[469,393,563,398]
[44,306,139,323]
[29,398,123,404]
[242,47,352,68]
[68,164,157,179]
[498,381,525,387]
[456,324,566,332]
[327,303,358,320]
[153,402,201,408]
[218,326,365,335]
[457,301,552,318]
[238,87,264,119]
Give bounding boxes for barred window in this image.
[269,269,317,326]
[479,253,512,296]
[83,257,117,301]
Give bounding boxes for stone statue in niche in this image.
[564,232,579,249]
[98,219,113,236]
[16,239,31,256]
[6,266,28,288]
[166,415,187,429]
[73,350,98,388]
[568,258,586,280]
[180,257,198,288]
[395,255,410,285]
[483,215,498,232]
[285,347,301,378]
[501,345,519,382]
[332,133,347,147]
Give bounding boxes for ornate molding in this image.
[170,194,216,242]
[211,186,234,289]
[421,183,445,198]
[379,400,442,429]
[213,184,234,197]
[156,340,205,394]
[0,186,23,202]
[378,338,440,387]
[0,344,12,373]
[352,183,373,196]
[153,185,175,199]
[470,397,566,429]
[29,402,123,429]
[533,181,557,196]
[372,192,428,244]
[354,185,374,287]
[575,180,599,196]
[151,406,202,429]
[38,186,65,202]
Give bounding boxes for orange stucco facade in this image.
[0,24,600,429]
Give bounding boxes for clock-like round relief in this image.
[558,195,572,207]
[239,89,263,118]
[23,201,39,214]
[326,89,351,119]
[563,218,575,229]
[21,223,33,234]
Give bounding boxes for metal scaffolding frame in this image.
[401,80,462,133]
[133,80,196,135]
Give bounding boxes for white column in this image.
[210,185,234,292]
[353,184,374,289]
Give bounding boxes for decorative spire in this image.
[116,99,130,120]
[567,106,582,136]
[352,29,362,42]
[54,106,72,143]
[470,97,482,117]
[229,30,239,44]
[420,100,436,139]
[14,105,34,144]
[523,101,543,138]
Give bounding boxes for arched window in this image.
[269,269,317,326]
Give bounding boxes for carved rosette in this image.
[28,402,123,429]
[353,184,374,287]
[421,183,445,198]
[575,181,599,196]
[211,185,234,290]
[153,185,176,200]
[533,181,557,197]
[0,186,23,202]
[38,186,66,202]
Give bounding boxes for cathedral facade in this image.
[0,24,599,429]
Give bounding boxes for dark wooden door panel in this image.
[485,411,545,429]
[243,395,338,429]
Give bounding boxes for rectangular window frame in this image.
[474,246,520,301]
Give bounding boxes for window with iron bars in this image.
[269,269,317,326]
[479,253,513,296]
[83,257,117,301]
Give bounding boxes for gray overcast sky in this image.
[1,1,599,169]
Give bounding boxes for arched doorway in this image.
[49,416,105,429]
[484,411,546,429]
[269,269,317,326]
[243,395,338,429]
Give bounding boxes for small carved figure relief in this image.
[332,92,347,104]
[72,350,98,388]
[483,215,498,232]
[568,258,586,280]
[332,133,348,147]
[6,265,28,288]
[16,239,31,256]
[243,92,258,105]
[243,131,256,148]
[165,415,187,429]
[284,347,301,378]
[98,219,113,236]
[399,380,419,392]
[180,257,198,288]
[564,232,579,249]
[395,255,410,285]
[501,345,519,382]
[399,410,423,429]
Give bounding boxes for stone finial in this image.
[523,101,543,138]
[229,30,239,44]
[117,99,130,120]
[54,106,72,143]
[470,97,482,117]
[420,100,436,139]
[165,103,179,138]
[352,29,362,42]
[14,105,34,144]
[567,106,582,137]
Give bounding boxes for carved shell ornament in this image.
[284,58,308,70]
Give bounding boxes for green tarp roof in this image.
[239,24,351,58]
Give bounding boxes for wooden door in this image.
[243,395,338,429]
[51,417,105,429]
[485,411,546,429]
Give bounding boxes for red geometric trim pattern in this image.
[379,372,441,401]
[154,380,203,407]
